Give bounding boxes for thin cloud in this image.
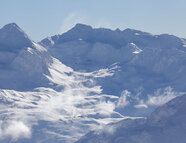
[134,104,148,109]
[0,121,31,141]
[116,90,131,108]
[146,87,179,106]
[60,12,88,34]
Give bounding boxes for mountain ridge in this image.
[40,23,185,49]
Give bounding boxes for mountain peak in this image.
[3,22,19,28]
[1,23,24,33]
[53,23,93,44]
[73,23,92,30]
[0,23,33,51]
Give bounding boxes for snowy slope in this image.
[76,94,186,143]
[0,56,125,143]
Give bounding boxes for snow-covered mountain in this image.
[0,23,186,143]
[0,23,124,143]
[41,23,186,116]
[41,23,186,92]
[76,94,186,143]
[41,23,186,72]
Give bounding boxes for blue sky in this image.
[0,0,186,41]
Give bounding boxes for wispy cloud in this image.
[0,120,31,141]
[134,103,148,109]
[116,86,185,110]
[116,90,131,108]
[145,86,183,106]
[60,12,88,34]
[133,86,185,109]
